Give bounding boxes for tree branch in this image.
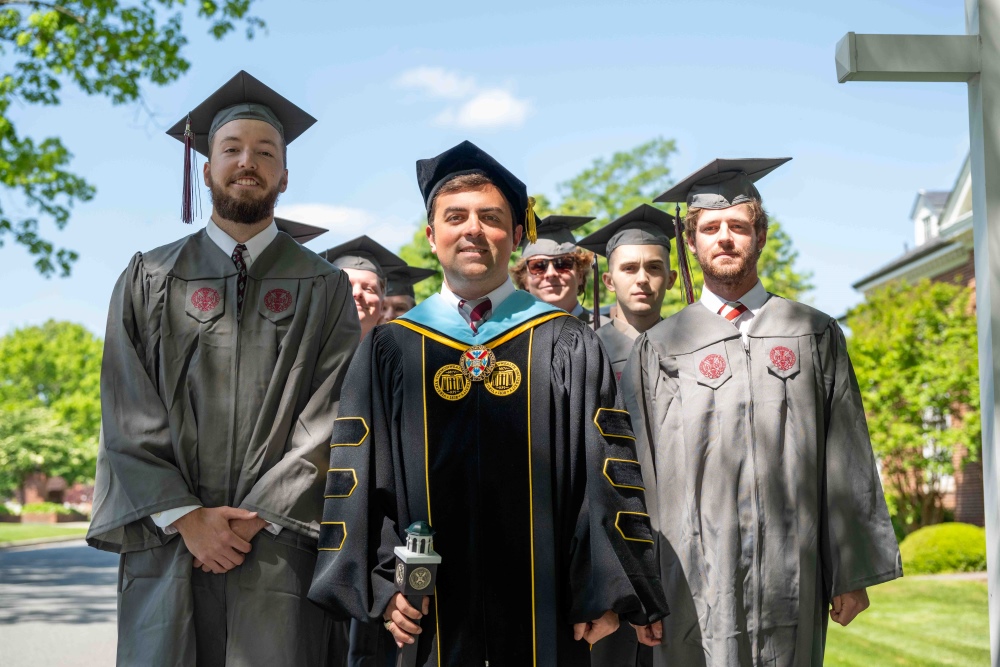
[0,0,86,25]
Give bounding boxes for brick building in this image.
[852,155,983,526]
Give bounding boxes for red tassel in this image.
[675,204,696,305]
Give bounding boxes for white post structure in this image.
[836,2,999,662]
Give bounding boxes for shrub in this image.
[20,502,74,516]
[899,523,987,574]
[0,504,13,517]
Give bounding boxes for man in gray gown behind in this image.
[87,71,360,666]
[622,158,902,667]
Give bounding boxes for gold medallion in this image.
[459,345,496,382]
[433,364,471,401]
[484,361,522,397]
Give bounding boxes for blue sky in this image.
[0,0,971,335]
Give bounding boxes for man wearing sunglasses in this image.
[510,215,610,327]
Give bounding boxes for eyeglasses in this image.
[526,257,576,276]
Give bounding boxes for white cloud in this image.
[435,89,531,130]
[395,67,531,130]
[274,203,410,251]
[396,67,476,99]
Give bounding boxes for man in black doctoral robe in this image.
[623,158,902,667]
[87,71,360,666]
[309,140,668,666]
[578,204,678,384]
[578,204,678,667]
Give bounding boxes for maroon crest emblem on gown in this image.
[191,287,220,312]
[264,289,293,313]
[770,346,796,371]
[699,354,726,379]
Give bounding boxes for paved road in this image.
[0,540,118,666]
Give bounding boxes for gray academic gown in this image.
[622,296,901,667]
[87,229,360,666]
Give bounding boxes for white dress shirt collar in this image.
[700,279,768,314]
[440,277,516,314]
[205,218,279,268]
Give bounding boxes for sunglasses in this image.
[526,257,576,276]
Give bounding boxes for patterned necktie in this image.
[232,243,248,319]
[458,297,493,333]
[718,301,748,322]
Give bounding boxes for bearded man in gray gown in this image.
[622,158,902,667]
[87,71,360,666]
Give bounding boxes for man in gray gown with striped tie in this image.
[622,158,902,667]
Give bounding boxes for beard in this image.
[695,240,761,286]
[208,172,282,224]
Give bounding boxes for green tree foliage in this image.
[0,320,103,495]
[395,138,813,312]
[0,406,78,499]
[846,280,980,534]
[397,218,441,302]
[554,138,677,225]
[0,0,264,276]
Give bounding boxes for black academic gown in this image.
[309,290,668,667]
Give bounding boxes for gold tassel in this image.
[526,196,537,243]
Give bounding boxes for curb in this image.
[0,533,89,550]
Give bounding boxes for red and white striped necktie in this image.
[459,297,493,333]
[718,301,748,322]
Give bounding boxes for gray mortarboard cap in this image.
[416,140,538,242]
[385,266,438,299]
[274,218,328,244]
[320,235,406,280]
[577,204,675,258]
[166,70,317,158]
[654,158,791,210]
[520,215,595,259]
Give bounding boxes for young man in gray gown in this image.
[87,71,360,666]
[622,158,902,667]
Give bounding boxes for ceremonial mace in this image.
[393,521,442,667]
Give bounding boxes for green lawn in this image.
[826,577,989,666]
[0,523,88,544]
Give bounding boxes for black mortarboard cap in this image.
[166,71,316,223]
[416,140,538,242]
[577,204,675,258]
[166,70,316,158]
[520,215,595,259]
[654,158,791,209]
[319,235,406,280]
[274,218,328,244]
[385,265,438,299]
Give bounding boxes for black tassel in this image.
[675,203,696,304]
